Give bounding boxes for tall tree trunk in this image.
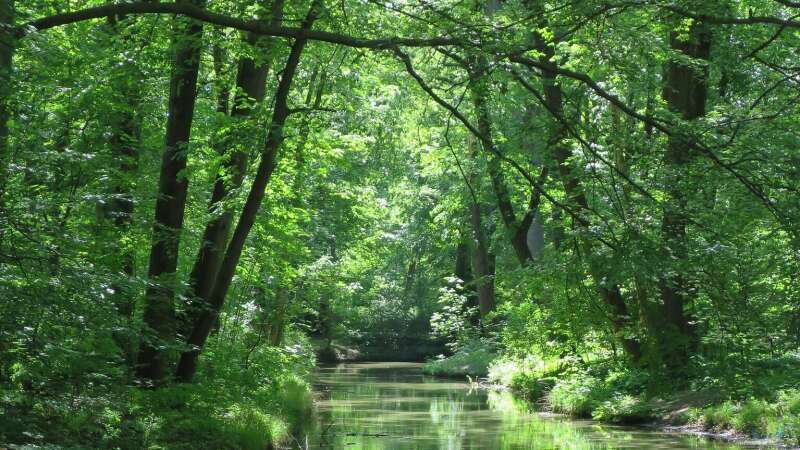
[211,43,231,116]
[0,0,14,191]
[610,105,659,348]
[0,0,14,272]
[659,21,711,365]
[469,200,496,320]
[533,26,642,361]
[180,0,285,337]
[175,0,321,383]
[454,240,473,286]
[470,64,539,266]
[470,0,543,267]
[463,137,496,322]
[136,0,205,385]
[95,16,144,363]
[454,239,479,324]
[268,286,288,346]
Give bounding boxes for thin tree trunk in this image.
[210,42,231,116]
[268,286,288,346]
[0,0,14,190]
[469,200,496,320]
[175,0,321,383]
[659,22,711,365]
[181,0,285,336]
[0,0,14,271]
[470,73,538,266]
[462,137,496,321]
[136,0,205,385]
[94,15,144,363]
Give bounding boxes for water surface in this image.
[306,362,743,450]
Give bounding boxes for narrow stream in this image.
[304,362,745,450]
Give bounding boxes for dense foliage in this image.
[1,0,799,447]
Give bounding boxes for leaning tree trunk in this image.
[175,0,321,383]
[470,61,539,266]
[181,0,285,337]
[658,21,711,366]
[136,0,205,385]
[471,0,544,267]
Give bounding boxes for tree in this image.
[137,0,206,384]
[658,18,711,366]
[181,0,285,336]
[175,0,322,383]
[0,0,14,188]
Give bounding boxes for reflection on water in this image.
[304,362,741,450]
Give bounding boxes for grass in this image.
[0,332,316,449]
[684,392,800,444]
[485,355,800,445]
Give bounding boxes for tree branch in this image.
[394,47,620,250]
[24,2,462,49]
[507,56,783,223]
[657,3,800,29]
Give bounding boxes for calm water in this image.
[303,362,745,450]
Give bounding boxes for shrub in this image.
[487,356,563,402]
[592,394,655,424]
[733,399,772,436]
[784,415,800,444]
[547,373,609,417]
[779,390,800,416]
[702,402,736,429]
[423,340,496,378]
[225,406,286,450]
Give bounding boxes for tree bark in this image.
[268,286,288,346]
[533,25,642,361]
[462,137,496,322]
[658,21,711,364]
[470,63,538,266]
[454,239,479,323]
[0,0,14,190]
[180,0,285,337]
[94,15,144,364]
[175,0,321,383]
[136,0,205,385]
[469,199,496,320]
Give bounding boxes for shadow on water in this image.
[297,362,742,450]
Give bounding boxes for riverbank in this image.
[1,335,317,450]
[310,362,756,449]
[423,347,800,448]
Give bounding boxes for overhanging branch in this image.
[507,56,783,223]
[24,1,463,49]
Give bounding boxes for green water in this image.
[305,362,744,450]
